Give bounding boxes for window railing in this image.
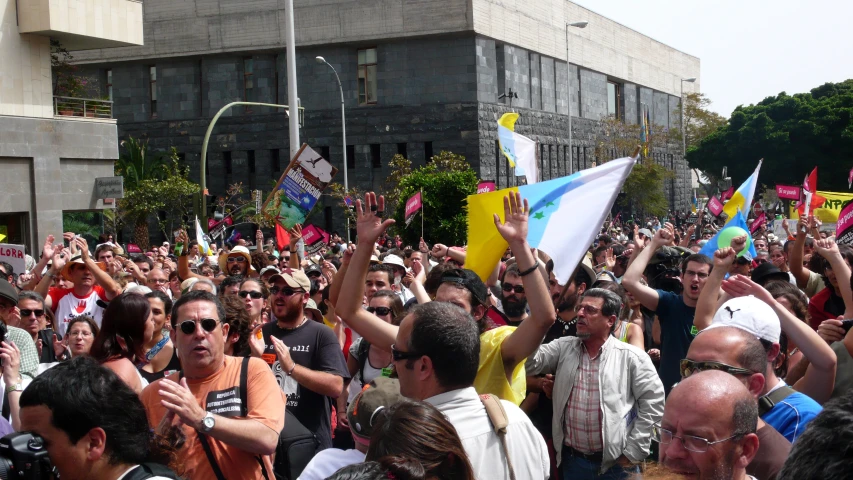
[53,96,113,119]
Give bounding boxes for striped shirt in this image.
[563,343,603,454]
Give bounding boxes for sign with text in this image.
[301,225,330,254]
[404,192,423,226]
[0,244,26,274]
[775,184,801,201]
[94,177,124,199]
[836,202,853,246]
[707,196,724,217]
[477,181,496,194]
[789,190,853,223]
[262,145,338,230]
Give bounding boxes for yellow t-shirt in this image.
[474,326,527,405]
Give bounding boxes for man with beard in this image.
[623,226,713,395]
[657,370,759,480]
[177,230,257,285]
[500,263,528,325]
[254,269,349,451]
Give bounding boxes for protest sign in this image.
[707,196,724,217]
[775,184,800,201]
[302,224,330,254]
[477,181,496,194]
[0,244,26,274]
[262,144,338,230]
[836,202,853,246]
[405,192,423,226]
[789,190,853,223]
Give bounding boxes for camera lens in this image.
[0,457,15,480]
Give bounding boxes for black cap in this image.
[304,264,323,277]
[0,279,17,306]
[440,268,488,307]
[751,262,790,286]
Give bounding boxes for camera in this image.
[0,432,56,479]
[645,246,691,294]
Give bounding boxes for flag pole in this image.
[420,188,424,240]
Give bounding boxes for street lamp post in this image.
[565,21,588,175]
[680,77,697,159]
[316,56,350,243]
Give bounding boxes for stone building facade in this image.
[72,0,700,236]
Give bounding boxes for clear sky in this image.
[573,0,853,117]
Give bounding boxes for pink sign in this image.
[405,192,423,225]
[750,212,766,234]
[301,225,326,246]
[707,196,724,216]
[836,202,853,246]
[776,184,801,201]
[477,181,496,194]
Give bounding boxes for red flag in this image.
[275,219,290,252]
[750,212,766,234]
[721,186,734,201]
[797,167,826,216]
[404,192,423,226]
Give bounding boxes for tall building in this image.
[0,0,142,251]
[72,0,699,237]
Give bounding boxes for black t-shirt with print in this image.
[261,319,349,449]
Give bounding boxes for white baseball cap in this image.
[383,254,405,269]
[704,296,781,344]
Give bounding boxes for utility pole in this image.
[285,0,300,158]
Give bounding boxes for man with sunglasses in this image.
[16,291,64,364]
[499,263,528,326]
[256,269,348,452]
[141,291,285,480]
[657,370,760,480]
[0,279,39,380]
[526,288,664,479]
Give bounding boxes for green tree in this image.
[387,152,478,246]
[680,92,728,150]
[687,80,853,191]
[62,211,103,245]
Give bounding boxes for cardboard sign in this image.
[836,202,853,246]
[301,225,330,254]
[477,181,496,194]
[707,196,724,217]
[404,192,423,226]
[262,145,338,230]
[776,184,801,201]
[0,244,26,274]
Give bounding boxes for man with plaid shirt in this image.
[527,288,664,480]
[0,279,39,380]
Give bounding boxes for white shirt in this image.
[426,387,550,480]
[297,448,365,480]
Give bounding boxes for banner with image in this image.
[262,144,338,230]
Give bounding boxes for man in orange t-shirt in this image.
[141,291,285,480]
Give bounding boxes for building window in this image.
[425,142,433,162]
[346,145,355,169]
[224,151,232,175]
[397,143,407,158]
[149,66,157,116]
[244,58,255,110]
[357,48,378,105]
[248,150,256,173]
[270,149,280,173]
[370,144,381,169]
[106,69,113,101]
[607,81,621,120]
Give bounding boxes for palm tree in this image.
[115,137,169,250]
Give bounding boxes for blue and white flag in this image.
[497,113,538,185]
[195,216,211,255]
[699,210,757,260]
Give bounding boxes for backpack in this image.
[758,385,796,416]
[273,409,320,480]
[121,463,182,480]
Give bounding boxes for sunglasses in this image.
[680,359,755,378]
[269,286,304,297]
[20,309,45,317]
[367,306,392,316]
[226,256,247,263]
[501,284,525,294]
[282,256,291,261]
[238,290,265,299]
[573,304,601,316]
[178,318,219,335]
[391,344,422,362]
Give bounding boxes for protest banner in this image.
[0,244,26,274]
[477,181,496,194]
[707,196,724,217]
[789,190,853,223]
[750,212,766,234]
[837,202,853,246]
[302,224,331,254]
[262,144,338,230]
[775,184,801,201]
[405,191,423,226]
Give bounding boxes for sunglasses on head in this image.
[226,256,247,263]
[501,284,525,294]
[680,359,755,378]
[238,290,264,299]
[367,306,392,316]
[269,286,304,297]
[178,318,219,335]
[20,309,45,317]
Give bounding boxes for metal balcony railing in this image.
[53,96,113,119]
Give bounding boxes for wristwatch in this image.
[200,411,215,433]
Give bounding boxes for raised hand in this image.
[355,192,395,245]
[341,244,356,266]
[288,224,303,248]
[52,247,71,273]
[713,247,737,270]
[412,259,426,283]
[53,334,67,358]
[74,237,90,260]
[729,235,747,254]
[814,238,840,259]
[604,248,616,270]
[431,243,449,258]
[493,191,529,246]
[42,235,57,261]
[651,228,672,249]
[720,274,774,305]
[418,237,429,254]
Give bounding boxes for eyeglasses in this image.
[680,359,756,378]
[148,278,168,284]
[238,290,265,299]
[269,286,304,297]
[68,330,93,338]
[367,306,392,316]
[391,344,422,362]
[573,304,601,316]
[501,284,525,294]
[282,256,291,262]
[226,256,247,263]
[20,309,45,317]
[683,270,710,279]
[178,318,219,335]
[652,423,743,453]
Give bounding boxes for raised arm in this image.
[497,192,557,369]
[623,229,671,311]
[287,224,302,270]
[814,238,853,318]
[75,237,121,300]
[176,230,206,282]
[327,244,353,307]
[789,216,812,288]
[335,193,399,350]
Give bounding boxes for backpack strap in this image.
[479,394,516,480]
[240,356,249,417]
[356,339,371,384]
[758,385,796,416]
[196,432,228,480]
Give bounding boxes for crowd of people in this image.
[0,196,851,480]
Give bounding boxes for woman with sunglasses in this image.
[139,291,181,383]
[239,278,269,330]
[90,292,156,394]
[337,290,404,435]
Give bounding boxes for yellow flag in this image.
[464,186,519,280]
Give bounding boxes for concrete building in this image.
[0,0,143,253]
[71,0,699,236]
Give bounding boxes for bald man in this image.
[683,327,792,480]
[658,370,759,480]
